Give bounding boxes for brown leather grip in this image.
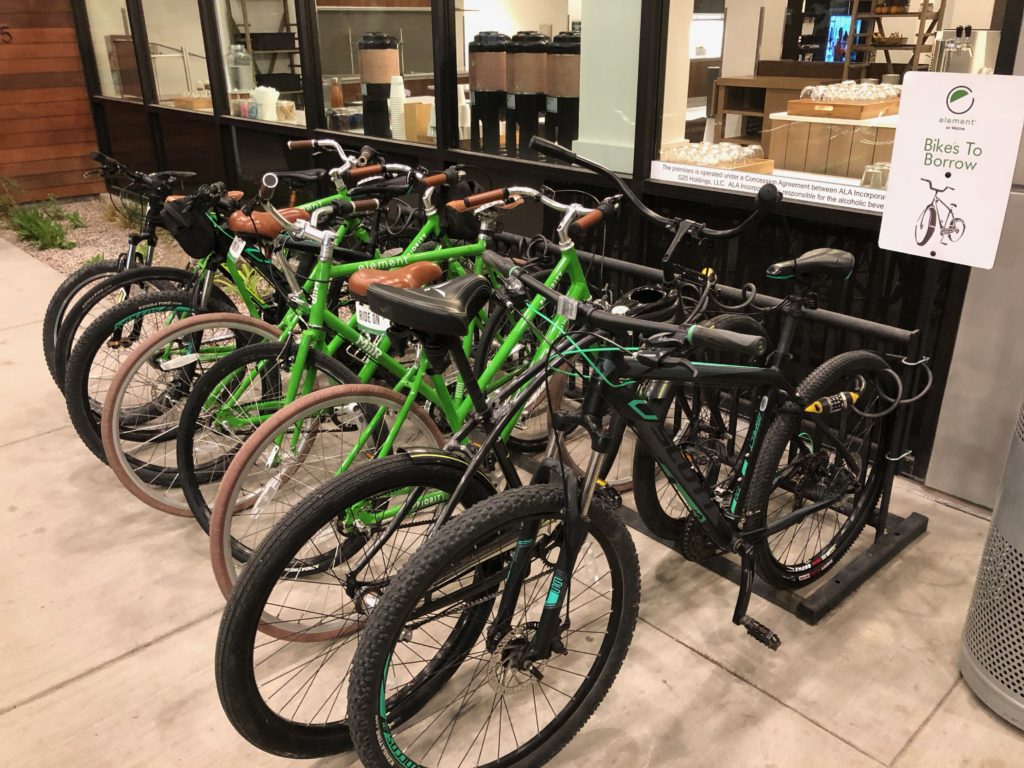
[420,172,449,188]
[572,209,605,231]
[351,198,380,214]
[446,188,507,213]
[287,139,316,150]
[345,164,384,182]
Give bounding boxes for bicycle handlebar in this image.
[921,178,954,193]
[482,251,767,359]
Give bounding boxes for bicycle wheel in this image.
[63,289,236,462]
[101,313,283,516]
[348,483,641,768]
[214,453,497,758]
[915,205,936,246]
[42,258,120,388]
[631,313,770,540]
[176,341,359,532]
[950,217,966,243]
[209,383,446,595]
[744,350,890,589]
[52,265,200,390]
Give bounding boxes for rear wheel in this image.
[347,484,641,768]
[100,313,283,516]
[950,217,966,242]
[175,341,359,530]
[745,350,891,589]
[63,289,236,461]
[208,383,446,594]
[631,313,770,540]
[43,258,120,388]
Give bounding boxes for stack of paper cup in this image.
[252,85,280,121]
[388,75,407,140]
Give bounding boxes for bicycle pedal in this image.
[739,615,782,651]
[679,515,722,562]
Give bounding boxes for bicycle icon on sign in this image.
[915,178,966,247]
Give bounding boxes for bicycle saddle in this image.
[271,169,327,189]
[364,274,491,337]
[226,207,310,238]
[348,262,444,299]
[766,248,854,279]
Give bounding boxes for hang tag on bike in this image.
[355,302,391,335]
[879,72,1024,269]
[228,236,246,263]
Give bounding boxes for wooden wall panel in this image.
[0,0,104,203]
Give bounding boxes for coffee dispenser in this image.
[545,31,581,147]
[358,32,400,139]
[506,31,549,158]
[469,31,510,153]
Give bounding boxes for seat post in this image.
[447,338,493,420]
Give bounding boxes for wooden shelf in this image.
[858,11,937,19]
[852,44,917,50]
[721,136,760,145]
[723,109,764,117]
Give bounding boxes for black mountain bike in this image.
[344,138,903,768]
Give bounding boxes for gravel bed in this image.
[0,196,189,275]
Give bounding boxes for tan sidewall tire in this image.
[101,313,283,516]
[209,384,446,610]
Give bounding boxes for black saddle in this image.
[365,274,492,337]
[767,248,855,280]
[272,169,327,189]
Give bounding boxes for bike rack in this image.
[498,237,932,626]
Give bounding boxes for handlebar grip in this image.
[686,324,767,359]
[258,172,278,202]
[529,136,580,165]
[448,188,508,213]
[333,198,380,217]
[343,164,384,183]
[568,200,619,239]
[356,145,379,167]
[420,172,449,188]
[288,139,317,150]
[756,183,782,211]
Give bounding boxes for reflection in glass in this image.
[315,4,436,145]
[217,0,303,125]
[140,0,212,112]
[84,0,141,100]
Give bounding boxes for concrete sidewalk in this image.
[1,234,1022,767]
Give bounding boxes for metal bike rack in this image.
[496,233,931,626]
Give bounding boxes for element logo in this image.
[946,86,974,115]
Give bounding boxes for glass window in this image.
[316,2,437,145]
[217,0,304,125]
[455,0,640,171]
[140,0,213,112]
[653,0,1007,212]
[84,0,142,100]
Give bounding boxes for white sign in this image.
[879,72,1024,269]
[650,162,888,213]
[355,302,391,335]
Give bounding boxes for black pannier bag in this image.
[160,197,218,259]
[438,177,485,241]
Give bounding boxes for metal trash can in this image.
[960,399,1024,730]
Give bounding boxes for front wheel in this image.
[915,205,937,246]
[214,452,497,758]
[347,484,641,768]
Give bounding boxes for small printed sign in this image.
[228,236,245,262]
[355,302,390,335]
[879,72,1024,269]
[506,94,516,110]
